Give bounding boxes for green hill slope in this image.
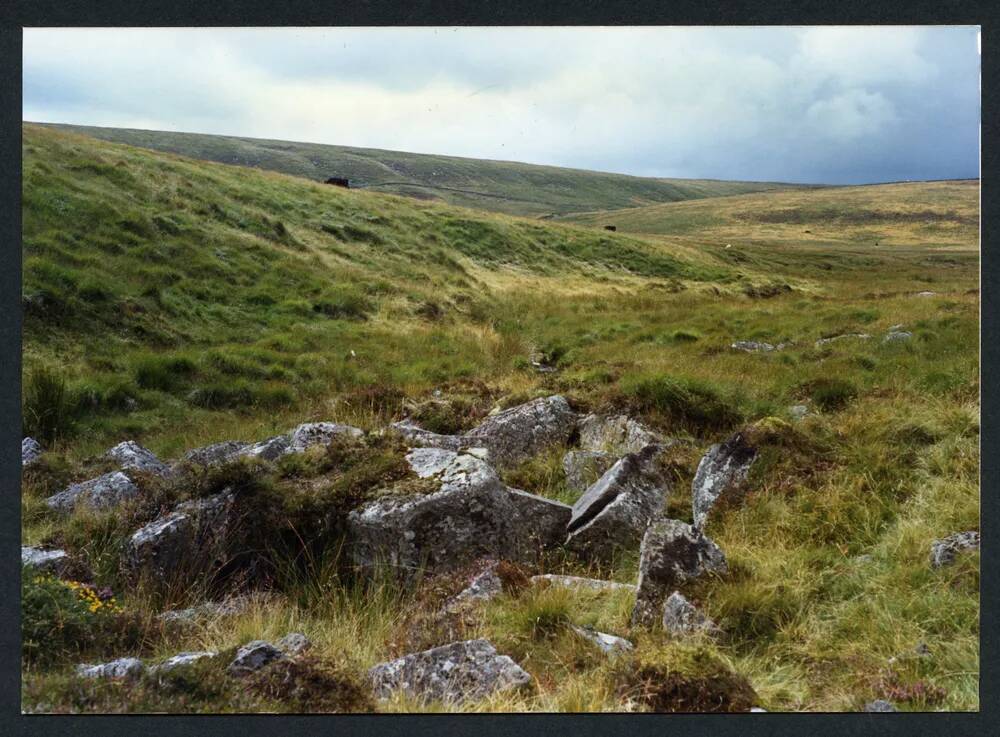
[35,122,817,218]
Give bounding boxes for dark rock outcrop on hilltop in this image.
[631,517,728,627]
[368,639,532,704]
[391,395,577,469]
[45,471,140,514]
[691,432,757,529]
[125,491,235,581]
[565,444,669,562]
[930,530,980,568]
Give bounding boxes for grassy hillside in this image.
[36,122,817,218]
[21,124,980,713]
[559,181,979,250]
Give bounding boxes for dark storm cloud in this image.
[23,27,980,184]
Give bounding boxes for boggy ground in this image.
[20,125,979,712]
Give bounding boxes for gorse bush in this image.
[23,365,77,443]
[22,573,120,664]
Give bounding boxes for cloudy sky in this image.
[23,26,980,184]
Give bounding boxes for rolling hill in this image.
[34,122,819,218]
[20,123,980,714]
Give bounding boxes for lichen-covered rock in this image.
[228,640,284,676]
[631,518,728,626]
[368,639,532,704]
[883,330,913,343]
[530,574,637,593]
[444,564,505,613]
[76,657,145,680]
[347,448,520,583]
[277,632,313,655]
[22,437,43,467]
[565,445,668,562]
[125,491,235,580]
[691,432,757,529]
[562,450,616,492]
[157,596,250,625]
[731,340,775,353]
[467,395,576,467]
[45,471,140,513]
[788,404,809,421]
[930,530,980,568]
[103,440,170,476]
[570,626,633,657]
[181,440,251,468]
[242,435,292,461]
[863,699,899,712]
[506,487,573,554]
[577,414,662,456]
[661,591,718,636]
[21,546,69,575]
[287,422,364,453]
[150,651,216,674]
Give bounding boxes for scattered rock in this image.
[571,625,633,657]
[750,707,768,712]
[788,404,809,421]
[661,591,718,636]
[731,340,775,353]
[930,530,980,568]
[241,435,292,461]
[21,546,69,575]
[631,517,728,626]
[691,431,757,529]
[506,487,573,553]
[562,450,617,493]
[348,448,520,583]
[883,330,913,343]
[276,632,313,656]
[863,699,899,712]
[76,657,145,680]
[45,471,140,514]
[577,414,663,455]
[157,597,250,625]
[916,291,936,297]
[103,440,170,476]
[181,440,251,468]
[814,333,871,347]
[530,574,637,593]
[368,639,532,704]
[150,651,217,674]
[445,564,505,612]
[565,445,669,562]
[287,422,364,453]
[22,437,43,467]
[228,640,284,676]
[125,491,235,580]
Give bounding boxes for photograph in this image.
[18,25,980,714]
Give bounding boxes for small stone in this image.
[276,632,312,655]
[570,625,633,657]
[863,699,898,712]
[22,437,43,467]
[916,291,936,297]
[883,330,913,343]
[21,546,69,575]
[529,574,637,593]
[150,651,216,674]
[446,565,505,612]
[368,639,532,704]
[788,405,809,421]
[103,440,169,476]
[45,471,139,513]
[76,657,145,680]
[227,640,284,676]
[930,530,980,568]
[731,340,775,353]
[661,591,717,636]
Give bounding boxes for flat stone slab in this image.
[570,625,633,657]
[530,574,637,593]
[150,651,217,674]
[369,639,532,704]
[76,657,145,680]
